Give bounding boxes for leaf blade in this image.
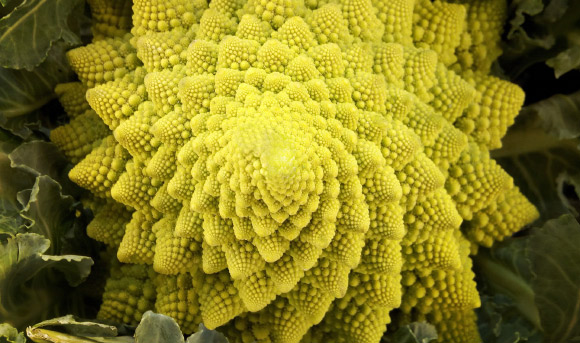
[186,324,229,343]
[134,312,185,343]
[493,91,580,220]
[0,233,93,328]
[0,42,74,119]
[0,0,82,70]
[528,215,580,342]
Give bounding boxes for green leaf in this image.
[2,315,139,343]
[26,329,134,343]
[477,293,543,343]
[15,315,136,342]
[0,323,26,343]
[557,172,580,216]
[384,322,437,343]
[0,128,20,151]
[501,0,580,78]
[0,233,93,329]
[0,111,45,139]
[475,215,580,342]
[0,1,22,16]
[0,144,34,235]
[507,0,545,39]
[16,176,74,254]
[493,91,580,220]
[528,215,580,341]
[186,324,229,343]
[0,0,83,70]
[134,311,185,343]
[0,42,73,119]
[26,315,120,339]
[9,141,78,195]
[525,90,580,140]
[546,45,580,78]
[475,236,541,336]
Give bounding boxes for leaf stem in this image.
[1,94,54,118]
[475,250,542,330]
[491,128,577,158]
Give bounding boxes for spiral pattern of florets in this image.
[52,0,537,342]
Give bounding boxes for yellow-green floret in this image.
[51,0,538,342]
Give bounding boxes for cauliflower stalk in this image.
[50,0,539,342]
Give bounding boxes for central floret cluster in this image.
[50,0,539,342]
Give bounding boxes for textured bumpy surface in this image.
[51,0,539,342]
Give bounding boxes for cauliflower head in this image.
[50,0,539,342]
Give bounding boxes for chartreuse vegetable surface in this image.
[48,0,540,342]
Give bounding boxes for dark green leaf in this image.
[186,324,229,343]
[26,329,134,343]
[23,316,137,342]
[0,42,73,119]
[0,111,45,139]
[384,322,437,343]
[524,90,580,140]
[493,92,580,220]
[9,141,76,194]
[16,176,74,254]
[546,45,580,78]
[557,172,580,216]
[0,144,34,235]
[0,323,26,343]
[475,241,541,332]
[0,0,83,70]
[28,315,119,338]
[476,215,580,342]
[507,0,545,39]
[0,129,20,151]
[0,1,22,16]
[528,215,580,342]
[0,233,92,329]
[10,141,69,178]
[501,0,580,78]
[477,293,543,343]
[135,311,185,343]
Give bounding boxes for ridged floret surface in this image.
[53,0,538,342]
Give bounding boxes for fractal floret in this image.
[51,0,539,342]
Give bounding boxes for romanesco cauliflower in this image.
[50,0,539,342]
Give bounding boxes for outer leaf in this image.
[0,144,34,235]
[0,41,73,119]
[186,324,229,343]
[524,90,580,140]
[0,1,22,16]
[0,111,44,139]
[0,233,93,328]
[22,316,137,342]
[477,294,543,343]
[134,311,185,343]
[493,92,580,220]
[546,45,580,78]
[0,323,26,343]
[475,232,540,341]
[501,0,580,78]
[28,315,118,338]
[15,176,74,254]
[557,172,580,216]
[384,323,437,343]
[476,215,580,342]
[0,129,19,151]
[528,215,580,342]
[9,141,77,195]
[26,329,133,343]
[0,0,82,70]
[507,0,545,39]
